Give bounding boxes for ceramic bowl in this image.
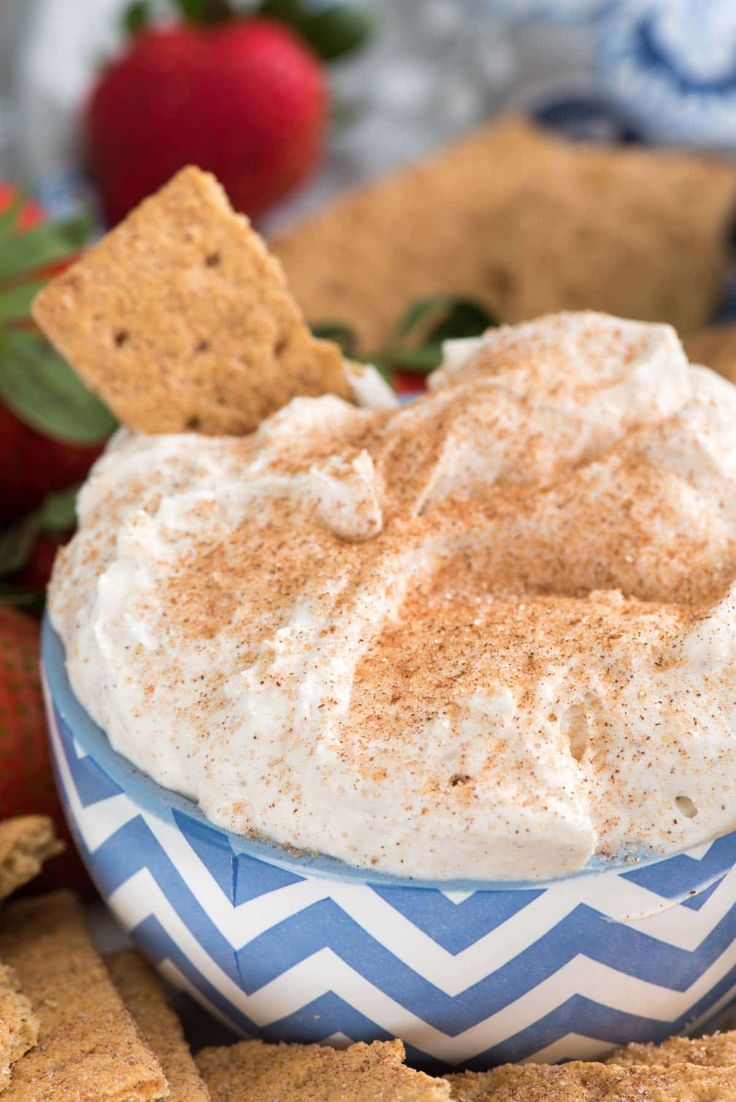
[41,618,736,1071]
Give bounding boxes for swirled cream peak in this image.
[49,312,736,880]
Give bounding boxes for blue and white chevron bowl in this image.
[41,619,736,1071]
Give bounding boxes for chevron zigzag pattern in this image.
[44,686,736,1070]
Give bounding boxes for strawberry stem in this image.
[0,485,79,586]
[121,0,152,37]
[172,0,234,24]
[258,0,375,60]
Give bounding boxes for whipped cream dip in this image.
[49,314,736,881]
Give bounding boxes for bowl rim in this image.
[41,615,727,893]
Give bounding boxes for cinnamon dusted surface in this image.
[49,312,736,881]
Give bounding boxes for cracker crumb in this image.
[0,816,63,901]
[0,960,38,1094]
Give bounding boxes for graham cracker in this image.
[107,949,210,1101]
[0,961,38,1094]
[32,166,349,436]
[271,115,736,349]
[0,816,63,901]
[684,324,736,383]
[471,162,724,333]
[447,1061,736,1100]
[0,891,168,1101]
[607,1030,736,1068]
[197,1038,450,1101]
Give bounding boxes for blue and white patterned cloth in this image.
[597,0,736,147]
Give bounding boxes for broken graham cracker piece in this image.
[607,1030,736,1068]
[0,891,168,1101]
[271,116,555,350]
[0,960,38,1094]
[33,165,349,436]
[197,1037,450,1101]
[0,816,62,900]
[473,161,728,335]
[446,1061,736,1101]
[271,114,736,349]
[107,950,210,1102]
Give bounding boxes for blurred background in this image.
[3,0,731,228]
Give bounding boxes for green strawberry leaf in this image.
[300,4,375,61]
[36,485,80,534]
[373,345,444,375]
[372,296,498,382]
[0,485,79,581]
[0,281,46,324]
[315,295,499,389]
[0,582,45,612]
[426,299,498,344]
[0,190,26,241]
[122,0,152,36]
[310,321,359,357]
[257,0,373,60]
[0,519,38,579]
[0,329,117,445]
[258,0,305,24]
[172,0,234,23]
[395,297,441,342]
[172,0,205,19]
[395,295,496,345]
[0,212,92,283]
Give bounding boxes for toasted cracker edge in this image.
[107,949,210,1102]
[197,1038,450,1101]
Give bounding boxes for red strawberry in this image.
[393,371,428,397]
[86,17,328,225]
[0,184,44,231]
[0,185,111,524]
[0,404,101,526]
[0,607,93,895]
[14,534,65,592]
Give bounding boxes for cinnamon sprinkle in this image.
[48,313,736,880]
